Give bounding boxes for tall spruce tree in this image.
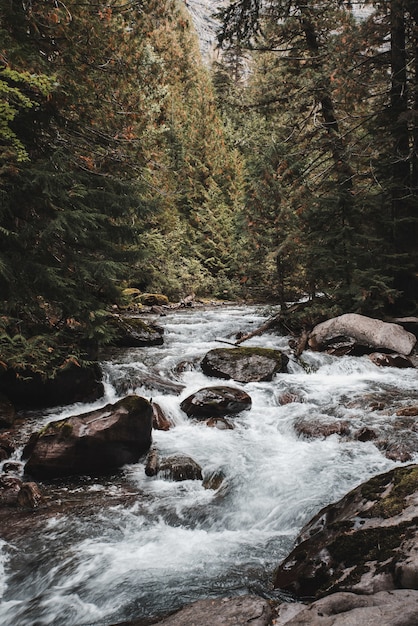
[217,0,417,313]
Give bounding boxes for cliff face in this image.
[185,0,226,61]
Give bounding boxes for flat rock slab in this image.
[276,590,418,625]
[153,595,272,626]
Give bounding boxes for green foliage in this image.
[217,0,418,314]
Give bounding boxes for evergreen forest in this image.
[1,0,418,378]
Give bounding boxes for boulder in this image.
[139,293,169,307]
[0,393,15,428]
[17,482,43,508]
[274,589,418,625]
[273,464,418,598]
[308,314,416,356]
[151,595,272,626]
[109,316,164,347]
[0,476,22,505]
[294,418,350,439]
[0,363,104,409]
[0,433,15,461]
[158,455,203,482]
[201,347,289,383]
[145,448,160,477]
[180,386,252,419]
[369,352,414,368]
[23,395,153,479]
[152,402,173,431]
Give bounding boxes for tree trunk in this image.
[390,0,412,252]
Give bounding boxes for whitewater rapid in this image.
[0,305,416,625]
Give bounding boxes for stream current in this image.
[0,305,417,625]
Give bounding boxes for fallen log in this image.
[234,314,282,345]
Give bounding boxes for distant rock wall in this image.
[185,0,227,61]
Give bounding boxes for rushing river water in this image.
[0,305,417,625]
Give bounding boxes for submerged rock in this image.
[201,347,289,383]
[273,464,418,598]
[309,314,417,356]
[295,417,350,439]
[159,455,203,482]
[180,386,252,419]
[23,395,153,479]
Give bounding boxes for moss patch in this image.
[362,465,418,518]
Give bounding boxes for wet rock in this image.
[295,418,350,439]
[23,395,153,479]
[309,314,417,356]
[377,440,414,462]
[17,482,43,508]
[145,448,160,477]
[0,475,23,505]
[0,433,15,461]
[152,402,173,431]
[180,386,252,419]
[369,352,414,368]
[2,461,23,474]
[151,595,272,626]
[0,362,104,409]
[278,391,301,405]
[274,589,418,625]
[203,470,226,490]
[396,406,418,417]
[114,372,185,397]
[109,315,164,347]
[206,417,234,429]
[201,347,289,383]
[354,427,378,442]
[159,455,202,482]
[273,464,418,599]
[0,393,15,428]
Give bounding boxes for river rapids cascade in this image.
[0,305,417,625]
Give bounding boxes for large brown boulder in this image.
[180,386,252,419]
[201,347,289,383]
[274,464,418,599]
[23,395,153,479]
[308,314,416,356]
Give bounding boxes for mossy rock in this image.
[108,316,164,347]
[201,347,289,383]
[138,293,169,306]
[273,464,418,598]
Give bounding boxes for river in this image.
[0,304,416,625]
